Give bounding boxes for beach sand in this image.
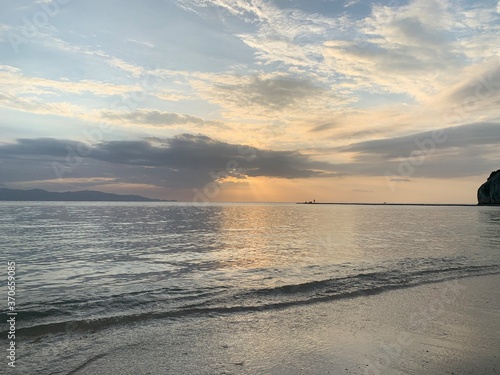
[67,274,500,375]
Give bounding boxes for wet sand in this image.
[68,274,500,375]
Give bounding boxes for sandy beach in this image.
[65,274,500,375]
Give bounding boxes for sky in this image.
[0,0,499,203]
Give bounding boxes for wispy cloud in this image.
[344,0,361,8]
[434,60,500,114]
[212,76,325,111]
[100,110,226,128]
[0,93,88,119]
[39,36,146,77]
[126,38,155,48]
[341,122,500,157]
[0,65,137,97]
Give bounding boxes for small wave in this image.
[8,262,500,338]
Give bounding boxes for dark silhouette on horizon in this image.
[0,188,175,202]
[478,170,500,205]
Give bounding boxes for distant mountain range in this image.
[0,188,175,202]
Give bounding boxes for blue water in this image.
[0,202,499,373]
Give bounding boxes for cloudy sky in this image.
[1,0,499,203]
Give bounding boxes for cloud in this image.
[126,38,155,48]
[322,0,500,101]
[0,65,194,125]
[342,122,500,157]
[188,72,345,129]
[173,0,339,71]
[302,120,500,179]
[0,134,338,190]
[100,110,225,128]
[0,24,8,42]
[0,93,87,119]
[175,0,499,110]
[436,60,500,112]
[333,121,500,178]
[213,76,325,111]
[0,138,81,160]
[0,64,138,97]
[309,123,337,132]
[167,0,500,137]
[88,134,334,179]
[0,120,498,195]
[41,36,146,77]
[345,0,361,8]
[0,93,41,113]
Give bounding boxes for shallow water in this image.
[1,202,499,373]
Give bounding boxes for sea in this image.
[1,202,499,374]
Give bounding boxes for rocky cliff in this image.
[477,170,500,205]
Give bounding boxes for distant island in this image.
[478,170,500,205]
[0,188,175,202]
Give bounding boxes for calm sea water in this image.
[1,202,499,373]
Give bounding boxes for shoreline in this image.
[40,273,500,375]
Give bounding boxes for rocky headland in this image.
[478,170,500,205]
